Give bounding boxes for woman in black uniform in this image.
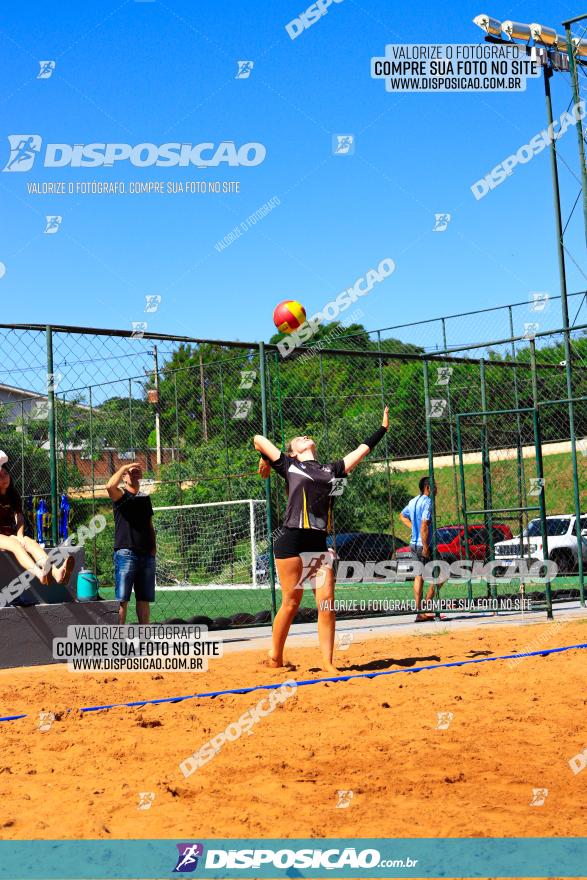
[253,406,389,672]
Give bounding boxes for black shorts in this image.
[273,527,328,559]
[410,542,432,564]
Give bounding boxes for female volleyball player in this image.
[0,462,74,585]
[253,406,389,672]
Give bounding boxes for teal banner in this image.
[0,838,585,878]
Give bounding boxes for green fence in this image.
[0,306,586,624]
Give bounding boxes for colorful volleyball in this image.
[273,300,306,334]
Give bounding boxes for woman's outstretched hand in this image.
[382,405,389,430]
[258,458,271,479]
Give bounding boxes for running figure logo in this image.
[530,292,549,312]
[336,790,354,808]
[332,134,355,155]
[37,60,56,79]
[44,216,62,234]
[433,213,451,232]
[137,791,155,810]
[3,135,42,172]
[236,61,254,79]
[297,550,335,590]
[173,843,204,873]
[436,366,453,386]
[145,294,161,313]
[329,477,347,497]
[530,788,548,806]
[428,398,448,419]
[436,711,454,730]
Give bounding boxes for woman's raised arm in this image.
[342,406,389,474]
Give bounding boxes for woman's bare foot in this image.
[54,555,75,585]
[265,650,297,670]
[32,563,50,585]
[266,649,283,668]
[323,662,340,675]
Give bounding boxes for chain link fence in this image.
[0,306,586,624]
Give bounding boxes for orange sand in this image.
[0,620,585,844]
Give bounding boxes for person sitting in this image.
[0,457,74,585]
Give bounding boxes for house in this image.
[0,383,49,422]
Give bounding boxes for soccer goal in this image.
[153,500,269,590]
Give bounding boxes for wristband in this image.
[362,425,387,450]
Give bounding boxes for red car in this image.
[395,523,513,576]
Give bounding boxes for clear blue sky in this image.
[1,0,586,350]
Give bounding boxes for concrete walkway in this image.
[219,601,587,654]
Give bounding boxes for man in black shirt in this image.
[106,462,156,624]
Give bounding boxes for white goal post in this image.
[152,499,269,590]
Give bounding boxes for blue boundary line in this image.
[2,641,586,724]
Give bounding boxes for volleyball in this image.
[273,299,306,334]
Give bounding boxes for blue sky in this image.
[1,0,586,351]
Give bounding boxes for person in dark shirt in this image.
[106,462,156,624]
[0,462,74,585]
[254,406,389,672]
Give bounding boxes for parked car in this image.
[255,531,407,584]
[394,523,513,579]
[494,514,587,575]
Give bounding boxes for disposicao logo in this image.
[173,843,204,873]
[3,136,266,171]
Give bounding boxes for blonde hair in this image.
[286,436,315,457]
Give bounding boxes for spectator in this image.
[399,476,441,622]
[106,462,156,624]
[0,456,74,586]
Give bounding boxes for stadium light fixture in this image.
[501,20,532,41]
[530,23,558,45]
[472,14,502,36]
[472,11,587,590]
[572,36,587,56]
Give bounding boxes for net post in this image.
[45,324,59,546]
[88,384,98,575]
[564,22,587,247]
[509,305,527,552]
[479,359,496,603]
[441,317,461,524]
[529,339,552,619]
[259,341,277,620]
[376,334,398,554]
[422,360,439,618]
[455,413,473,604]
[249,499,257,589]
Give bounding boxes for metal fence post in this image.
[259,341,277,619]
[20,401,25,499]
[455,414,473,604]
[479,359,496,600]
[45,325,59,545]
[543,61,585,607]
[422,360,439,616]
[530,339,553,620]
[376,332,398,551]
[564,22,587,247]
[509,305,527,545]
[88,385,97,575]
[441,317,461,523]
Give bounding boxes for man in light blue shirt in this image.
[400,476,438,621]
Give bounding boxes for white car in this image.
[493,514,587,576]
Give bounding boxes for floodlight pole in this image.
[479,25,586,607]
[563,15,587,246]
[542,59,585,604]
